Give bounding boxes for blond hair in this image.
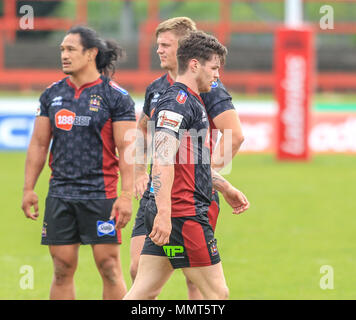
[155,17,197,39]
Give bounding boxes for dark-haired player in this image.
[125,31,249,300]
[130,17,248,299]
[21,26,136,300]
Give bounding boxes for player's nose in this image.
[156,46,163,54]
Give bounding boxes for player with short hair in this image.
[21,25,136,300]
[124,30,249,300]
[131,17,248,299]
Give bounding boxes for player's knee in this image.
[52,257,76,285]
[185,277,197,290]
[98,257,120,285]
[217,285,229,300]
[129,261,138,282]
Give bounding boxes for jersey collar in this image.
[66,76,103,99]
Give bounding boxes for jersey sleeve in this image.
[201,79,235,119]
[111,91,136,122]
[37,89,50,117]
[142,85,152,118]
[154,98,192,141]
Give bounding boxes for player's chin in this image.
[62,69,73,75]
[199,85,212,93]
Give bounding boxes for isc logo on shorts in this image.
[97,220,116,237]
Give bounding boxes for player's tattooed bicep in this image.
[153,131,179,165]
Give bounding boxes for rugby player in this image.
[130,17,248,299]
[21,26,136,300]
[124,30,249,300]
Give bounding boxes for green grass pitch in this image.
[1,152,355,299]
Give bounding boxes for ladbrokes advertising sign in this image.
[275,27,314,161]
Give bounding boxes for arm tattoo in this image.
[153,131,179,165]
[152,172,162,196]
[212,170,229,191]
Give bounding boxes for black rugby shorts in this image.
[141,199,221,269]
[41,196,121,245]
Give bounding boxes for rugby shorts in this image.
[131,190,220,238]
[130,189,150,237]
[141,198,221,269]
[41,196,122,245]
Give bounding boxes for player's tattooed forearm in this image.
[212,172,228,190]
[152,172,162,195]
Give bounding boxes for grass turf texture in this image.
[1,153,355,299]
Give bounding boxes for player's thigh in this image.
[130,235,146,266]
[91,243,122,271]
[182,262,228,299]
[130,255,174,298]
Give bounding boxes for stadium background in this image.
[0,0,355,299]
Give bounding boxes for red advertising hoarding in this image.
[275,27,314,161]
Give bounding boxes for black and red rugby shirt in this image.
[142,73,235,197]
[38,75,136,200]
[152,82,212,218]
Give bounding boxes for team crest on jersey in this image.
[176,90,188,104]
[109,81,128,95]
[157,110,183,133]
[211,81,218,89]
[89,94,102,112]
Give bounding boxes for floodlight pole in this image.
[275,0,314,161]
[285,0,303,28]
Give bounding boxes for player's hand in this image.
[134,172,149,200]
[221,186,250,215]
[21,190,39,220]
[149,211,171,246]
[110,195,132,230]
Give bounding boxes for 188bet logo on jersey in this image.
[55,109,75,131]
[55,109,91,131]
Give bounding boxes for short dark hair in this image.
[177,31,227,75]
[67,25,125,77]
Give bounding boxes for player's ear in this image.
[190,58,199,73]
[88,47,98,62]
